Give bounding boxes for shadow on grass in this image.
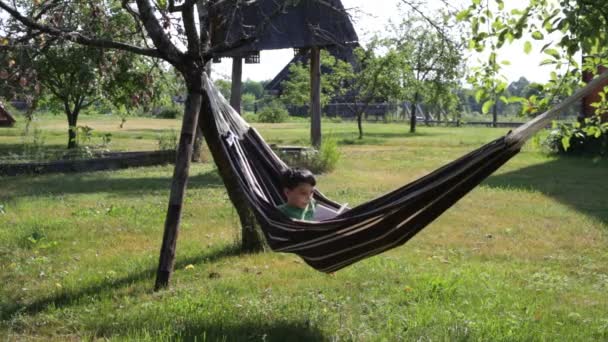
[97,320,326,341]
[485,157,608,224]
[0,169,224,202]
[0,244,242,321]
[172,321,325,342]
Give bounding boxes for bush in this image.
[242,113,258,123]
[311,137,340,172]
[276,137,341,174]
[155,105,183,119]
[543,118,608,156]
[258,101,288,123]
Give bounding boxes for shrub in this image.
[258,101,288,123]
[276,137,341,174]
[156,105,183,119]
[242,113,258,123]
[311,137,340,172]
[543,117,608,156]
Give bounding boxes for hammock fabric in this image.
[202,71,608,273]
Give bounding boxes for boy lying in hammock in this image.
[277,168,317,221]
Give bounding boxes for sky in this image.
[210,0,562,84]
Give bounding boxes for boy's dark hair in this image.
[280,168,316,189]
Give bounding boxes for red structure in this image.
[581,64,608,122]
[0,103,16,127]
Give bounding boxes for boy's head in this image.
[280,168,316,209]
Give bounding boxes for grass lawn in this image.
[1,115,607,341]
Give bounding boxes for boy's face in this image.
[284,183,314,209]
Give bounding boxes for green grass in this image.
[1,115,607,341]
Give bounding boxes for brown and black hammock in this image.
[203,71,608,273]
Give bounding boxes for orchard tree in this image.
[385,14,464,133]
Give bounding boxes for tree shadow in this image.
[99,320,326,341]
[0,244,242,321]
[485,157,608,224]
[0,169,224,202]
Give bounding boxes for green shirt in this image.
[277,200,316,221]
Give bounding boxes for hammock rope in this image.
[201,70,608,273]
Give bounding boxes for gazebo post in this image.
[310,46,322,148]
[230,57,243,115]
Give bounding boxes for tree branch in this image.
[135,0,186,65]
[182,2,200,58]
[0,1,164,59]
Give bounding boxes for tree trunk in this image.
[230,57,243,115]
[191,124,204,162]
[155,72,203,290]
[409,92,420,133]
[65,101,79,149]
[357,112,363,139]
[310,46,322,148]
[492,95,498,128]
[197,79,266,253]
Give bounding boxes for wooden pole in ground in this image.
[310,47,322,148]
[155,74,203,290]
[230,57,243,115]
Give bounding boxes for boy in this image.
[277,168,317,221]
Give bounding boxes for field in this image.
[1,114,607,341]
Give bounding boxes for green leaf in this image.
[482,99,495,114]
[561,136,570,151]
[531,31,544,40]
[544,48,561,59]
[524,41,532,54]
[540,58,556,66]
[456,9,471,21]
[475,89,484,103]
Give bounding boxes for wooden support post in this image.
[310,46,321,148]
[230,57,243,115]
[155,75,203,291]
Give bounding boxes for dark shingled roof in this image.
[210,0,358,57]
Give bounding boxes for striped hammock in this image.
[202,71,608,273]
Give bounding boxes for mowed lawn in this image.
[1,115,607,341]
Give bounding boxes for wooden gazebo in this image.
[210,0,358,146]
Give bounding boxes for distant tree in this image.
[280,50,352,109]
[242,79,264,99]
[386,15,464,132]
[242,93,256,112]
[214,79,232,100]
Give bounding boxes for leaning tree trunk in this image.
[155,72,203,290]
[197,85,267,252]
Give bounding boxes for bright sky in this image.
[211,0,562,84]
